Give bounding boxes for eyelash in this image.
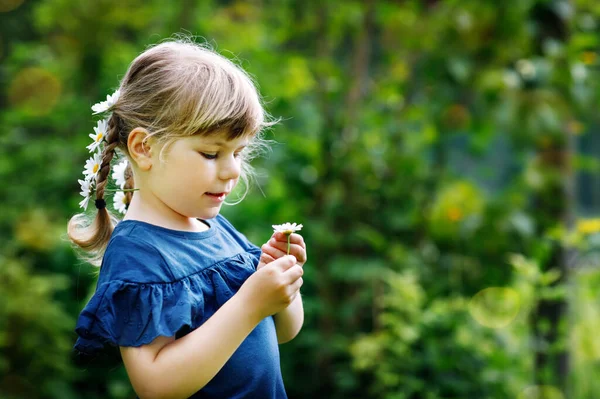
[199,152,243,160]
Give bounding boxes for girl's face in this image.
[145,131,248,222]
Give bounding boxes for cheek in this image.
[231,176,241,190]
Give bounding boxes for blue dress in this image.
[74,215,288,398]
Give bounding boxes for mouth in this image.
[205,192,229,201]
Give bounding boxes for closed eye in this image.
[199,152,217,160]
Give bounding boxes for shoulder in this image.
[210,214,262,260]
[212,214,260,252]
[213,213,238,232]
[99,224,169,284]
[212,214,253,240]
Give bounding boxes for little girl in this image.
[68,38,307,399]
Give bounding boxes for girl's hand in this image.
[258,233,307,270]
[238,255,304,320]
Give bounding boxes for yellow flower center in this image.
[93,164,99,174]
[121,196,127,204]
[96,133,103,142]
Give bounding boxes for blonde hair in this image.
[67,36,275,267]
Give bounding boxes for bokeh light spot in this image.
[8,67,62,116]
[15,208,59,251]
[581,51,597,66]
[300,165,318,185]
[0,0,24,12]
[468,287,520,328]
[518,385,565,399]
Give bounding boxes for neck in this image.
[123,192,210,232]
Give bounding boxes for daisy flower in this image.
[272,222,303,255]
[91,89,120,114]
[272,222,303,235]
[112,159,128,188]
[113,190,127,214]
[86,119,108,153]
[83,152,102,180]
[78,178,93,210]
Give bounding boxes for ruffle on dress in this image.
[74,252,258,358]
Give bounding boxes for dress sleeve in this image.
[74,278,206,356]
[73,237,204,359]
[73,235,257,362]
[74,227,260,360]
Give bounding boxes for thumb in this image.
[268,255,296,271]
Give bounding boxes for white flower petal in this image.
[93,119,108,137]
[113,190,127,214]
[78,178,92,197]
[86,119,108,153]
[91,100,109,114]
[79,195,91,210]
[112,159,129,188]
[83,152,102,179]
[78,177,95,210]
[86,142,100,153]
[108,89,120,106]
[272,222,303,234]
[91,89,120,114]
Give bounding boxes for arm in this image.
[259,232,307,344]
[274,291,304,344]
[121,293,260,399]
[120,255,303,399]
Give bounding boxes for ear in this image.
[127,128,155,171]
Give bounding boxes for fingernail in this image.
[288,255,297,262]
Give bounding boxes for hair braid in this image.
[95,114,121,200]
[66,113,120,266]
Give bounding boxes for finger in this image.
[269,255,297,271]
[268,243,306,264]
[272,233,305,247]
[289,233,305,247]
[284,265,304,283]
[262,244,287,260]
[289,276,304,292]
[260,253,275,264]
[269,245,307,264]
[288,292,299,304]
[286,246,307,264]
[267,241,304,256]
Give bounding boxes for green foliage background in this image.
[2,0,600,398]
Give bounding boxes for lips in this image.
[205,192,230,203]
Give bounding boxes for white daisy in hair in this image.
[83,152,102,180]
[78,178,93,210]
[272,222,303,235]
[86,119,108,153]
[91,89,120,114]
[112,159,128,188]
[113,190,127,214]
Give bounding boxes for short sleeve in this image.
[73,235,257,362]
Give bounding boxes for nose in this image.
[218,154,242,181]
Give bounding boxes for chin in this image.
[197,208,222,220]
